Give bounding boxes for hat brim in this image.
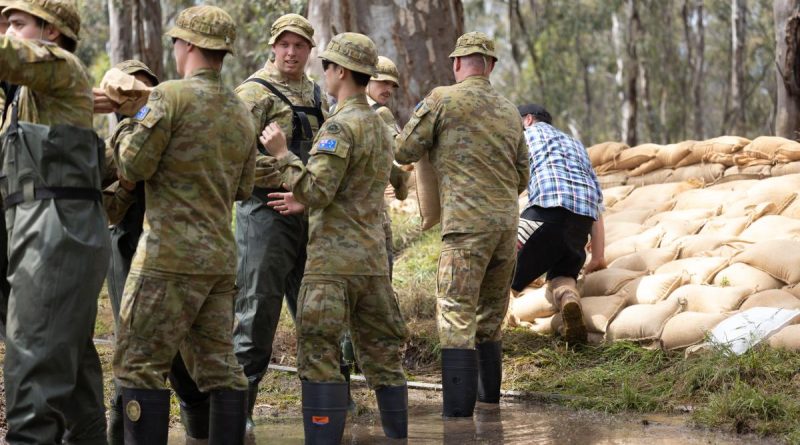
[2,1,79,43]
[166,26,235,55]
[448,47,497,61]
[268,27,316,47]
[372,74,399,86]
[319,50,376,77]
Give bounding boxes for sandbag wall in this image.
[509,166,800,353]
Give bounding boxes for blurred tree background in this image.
[80,0,786,143]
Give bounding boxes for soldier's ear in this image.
[42,22,61,43]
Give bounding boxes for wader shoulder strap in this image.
[4,187,102,210]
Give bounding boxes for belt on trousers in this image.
[4,186,102,210]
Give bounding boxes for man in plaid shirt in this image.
[513,104,606,344]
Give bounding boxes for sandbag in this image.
[511,286,556,322]
[734,240,800,284]
[603,185,635,208]
[706,178,759,193]
[415,152,440,231]
[667,285,752,313]
[581,269,644,297]
[738,215,800,242]
[773,140,800,162]
[580,295,627,333]
[625,272,688,305]
[606,298,684,342]
[671,164,726,185]
[628,158,665,176]
[656,219,709,248]
[587,142,627,166]
[770,161,800,177]
[724,164,772,180]
[722,195,792,219]
[605,222,645,245]
[655,257,729,285]
[660,312,728,350]
[625,169,674,187]
[604,227,665,262]
[767,324,800,351]
[677,136,750,167]
[712,263,784,292]
[739,289,800,311]
[611,144,659,170]
[596,172,628,189]
[703,152,736,167]
[519,314,557,335]
[673,189,733,211]
[100,68,153,116]
[744,136,799,160]
[674,234,750,259]
[613,182,695,211]
[745,174,800,199]
[656,142,694,168]
[697,216,750,237]
[644,208,720,227]
[605,209,654,225]
[608,247,679,273]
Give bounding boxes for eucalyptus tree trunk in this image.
[775,0,800,138]
[108,0,164,80]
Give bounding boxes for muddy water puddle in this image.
[169,389,772,444]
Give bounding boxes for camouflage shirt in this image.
[0,35,93,131]
[396,75,529,235]
[235,61,328,189]
[276,93,392,276]
[114,68,256,275]
[366,95,409,200]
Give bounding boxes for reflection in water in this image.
[169,398,768,444]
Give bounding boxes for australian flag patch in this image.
[318,139,338,152]
[134,106,151,121]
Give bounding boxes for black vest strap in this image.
[4,186,102,210]
[371,102,382,111]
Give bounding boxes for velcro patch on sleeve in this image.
[317,139,338,152]
[134,106,150,121]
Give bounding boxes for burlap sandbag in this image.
[739,215,800,242]
[713,263,785,292]
[734,240,800,284]
[100,68,152,116]
[673,188,733,211]
[624,272,688,305]
[596,172,628,188]
[722,195,793,219]
[671,164,726,185]
[605,222,646,245]
[511,286,556,322]
[773,140,800,163]
[625,169,674,187]
[743,136,798,160]
[704,152,736,167]
[667,285,752,313]
[518,314,558,335]
[660,311,728,350]
[605,209,655,225]
[609,247,679,273]
[644,207,720,227]
[628,158,665,176]
[587,142,628,167]
[674,234,750,259]
[698,216,751,237]
[655,257,729,285]
[603,185,635,208]
[677,136,750,167]
[656,141,694,168]
[604,227,665,262]
[581,268,644,297]
[611,144,659,170]
[767,324,800,351]
[770,161,800,177]
[739,289,800,311]
[414,153,440,231]
[578,295,627,333]
[606,298,684,342]
[613,182,695,211]
[656,219,710,248]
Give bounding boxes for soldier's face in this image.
[368,80,396,106]
[6,11,48,41]
[323,60,341,96]
[272,32,312,80]
[173,38,188,77]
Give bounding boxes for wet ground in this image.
[168,389,773,444]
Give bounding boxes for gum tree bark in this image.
[108,0,164,80]
[775,0,800,138]
[307,0,464,124]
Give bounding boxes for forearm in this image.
[590,216,605,259]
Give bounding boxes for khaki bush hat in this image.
[319,32,377,77]
[372,56,399,86]
[269,13,315,47]
[2,0,80,44]
[165,5,236,54]
[449,31,497,61]
[114,59,159,86]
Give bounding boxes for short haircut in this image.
[352,70,371,87]
[459,53,487,71]
[517,103,553,125]
[200,47,228,65]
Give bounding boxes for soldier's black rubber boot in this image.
[301,381,349,445]
[340,363,356,412]
[245,382,258,431]
[476,341,503,404]
[180,396,210,441]
[375,384,408,438]
[121,388,170,445]
[107,392,124,445]
[441,348,478,417]
[209,389,247,445]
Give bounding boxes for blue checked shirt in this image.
[524,122,604,220]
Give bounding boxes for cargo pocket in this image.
[437,248,471,297]
[297,279,348,340]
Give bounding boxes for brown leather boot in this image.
[553,281,587,345]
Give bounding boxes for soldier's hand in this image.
[260,123,289,158]
[93,88,120,114]
[267,191,305,216]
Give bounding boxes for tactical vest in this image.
[246,78,325,164]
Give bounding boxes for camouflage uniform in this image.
[275,33,408,442]
[0,1,110,443]
[395,32,529,416]
[232,14,328,400]
[111,6,254,443]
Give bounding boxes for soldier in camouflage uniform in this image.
[96,60,212,445]
[0,1,110,443]
[232,14,328,427]
[260,32,409,444]
[396,32,529,417]
[111,6,255,444]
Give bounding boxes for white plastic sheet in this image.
[707,307,800,355]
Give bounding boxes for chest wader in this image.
[0,82,17,339]
[1,93,111,444]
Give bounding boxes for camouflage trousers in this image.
[114,269,248,391]
[298,274,407,387]
[437,230,517,349]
